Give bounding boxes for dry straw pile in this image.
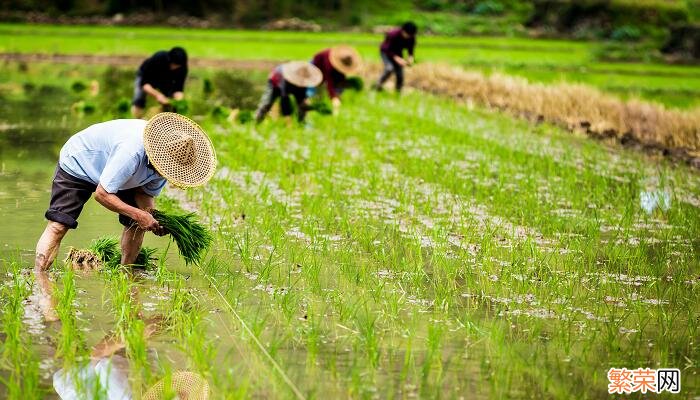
[365,63,700,155]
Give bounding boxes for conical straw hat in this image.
[329,46,362,76]
[281,61,323,88]
[144,113,217,189]
[142,371,210,400]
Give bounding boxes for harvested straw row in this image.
[362,63,700,157]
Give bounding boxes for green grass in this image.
[1,23,699,107]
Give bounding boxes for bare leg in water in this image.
[34,221,69,322]
[120,191,155,265]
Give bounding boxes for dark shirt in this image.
[380,28,415,58]
[311,49,346,99]
[137,51,188,96]
[268,65,306,99]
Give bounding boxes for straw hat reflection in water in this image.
[281,61,323,87]
[329,45,362,76]
[144,112,217,189]
[143,371,210,400]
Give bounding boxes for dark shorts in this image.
[131,75,147,108]
[45,166,140,229]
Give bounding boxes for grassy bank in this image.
[1,23,699,108]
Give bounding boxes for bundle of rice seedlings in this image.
[68,236,160,270]
[88,236,120,267]
[345,76,364,92]
[151,209,213,265]
[134,247,158,269]
[309,98,332,115]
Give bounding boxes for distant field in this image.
[1,23,699,108]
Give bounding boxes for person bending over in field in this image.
[374,22,417,93]
[34,113,216,321]
[310,46,362,115]
[131,47,188,118]
[254,61,323,124]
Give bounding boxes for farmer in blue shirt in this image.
[34,113,216,321]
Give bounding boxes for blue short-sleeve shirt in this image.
[59,119,167,197]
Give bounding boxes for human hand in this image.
[394,56,408,67]
[407,56,414,66]
[156,94,170,105]
[331,97,341,111]
[135,210,164,234]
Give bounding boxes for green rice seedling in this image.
[309,98,332,115]
[88,236,120,267]
[55,265,87,369]
[344,76,364,92]
[134,246,159,269]
[151,209,213,265]
[237,109,254,124]
[0,260,43,399]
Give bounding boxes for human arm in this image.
[93,185,163,234]
[393,55,408,66]
[142,83,170,104]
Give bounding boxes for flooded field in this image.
[1,61,699,398]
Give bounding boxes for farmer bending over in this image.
[131,47,188,118]
[34,113,216,321]
[255,61,323,124]
[311,46,362,115]
[374,22,417,93]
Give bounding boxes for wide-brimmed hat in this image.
[143,371,209,400]
[281,61,323,88]
[329,46,362,76]
[144,113,216,189]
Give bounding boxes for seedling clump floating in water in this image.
[66,236,159,269]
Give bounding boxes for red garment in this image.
[268,65,284,88]
[311,48,345,99]
[380,28,415,58]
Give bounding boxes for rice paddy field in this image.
[1,25,699,399]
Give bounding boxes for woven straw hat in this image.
[143,371,210,400]
[281,61,323,88]
[329,46,362,76]
[144,113,216,189]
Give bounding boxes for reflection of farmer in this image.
[54,313,210,399]
[374,22,417,93]
[131,47,188,118]
[311,46,362,114]
[255,61,323,124]
[34,113,216,321]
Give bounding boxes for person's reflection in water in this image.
[48,267,209,399]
